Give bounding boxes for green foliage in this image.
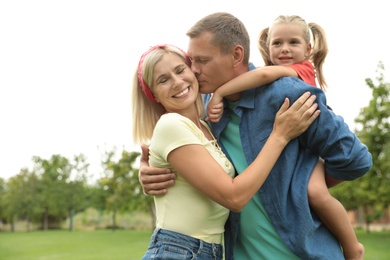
[1,143,152,233]
[1,154,93,231]
[33,154,72,229]
[331,61,390,231]
[96,147,143,230]
[4,169,41,229]
[0,177,9,224]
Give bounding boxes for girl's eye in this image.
[290,39,301,45]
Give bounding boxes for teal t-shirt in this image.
[220,102,299,259]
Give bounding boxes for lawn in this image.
[0,229,389,259]
[355,229,390,259]
[0,229,152,260]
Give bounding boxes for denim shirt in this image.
[205,64,373,259]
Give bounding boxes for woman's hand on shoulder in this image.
[273,91,320,142]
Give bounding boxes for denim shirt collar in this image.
[236,62,257,110]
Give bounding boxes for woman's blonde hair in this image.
[258,15,329,90]
[132,45,205,144]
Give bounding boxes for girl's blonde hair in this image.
[258,15,329,90]
[132,45,205,144]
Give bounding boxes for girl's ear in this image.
[306,43,312,57]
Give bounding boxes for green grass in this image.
[355,229,390,259]
[0,229,389,259]
[0,229,152,260]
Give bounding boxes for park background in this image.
[1,0,390,180]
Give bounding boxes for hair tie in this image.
[137,44,191,102]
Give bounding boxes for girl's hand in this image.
[206,93,224,122]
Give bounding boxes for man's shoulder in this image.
[258,77,304,92]
[268,77,319,93]
[273,76,304,85]
[249,76,322,104]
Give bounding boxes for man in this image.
[139,12,372,259]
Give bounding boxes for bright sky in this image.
[1,0,389,181]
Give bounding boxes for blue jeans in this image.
[142,228,223,259]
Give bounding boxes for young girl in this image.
[207,15,364,260]
[132,44,319,259]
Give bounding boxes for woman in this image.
[132,44,319,259]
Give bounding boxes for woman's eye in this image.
[158,78,168,84]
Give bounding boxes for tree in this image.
[65,154,90,231]
[5,169,41,232]
[0,177,8,231]
[33,155,72,230]
[331,61,390,232]
[97,147,141,230]
[128,158,155,230]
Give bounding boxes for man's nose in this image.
[191,63,200,75]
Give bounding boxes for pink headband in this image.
[137,44,191,102]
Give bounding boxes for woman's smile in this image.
[173,87,190,98]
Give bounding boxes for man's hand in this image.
[138,144,176,195]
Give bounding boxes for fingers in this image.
[273,92,321,141]
[138,143,175,195]
[213,102,224,110]
[288,91,312,111]
[283,92,320,121]
[304,108,321,125]
[140,170,176,195]
[206,105,224,123]
[276,97,290,116]
[301,94,318,114]
[298,93,320,122]
[140,144,149,165]
[141,173,176,196]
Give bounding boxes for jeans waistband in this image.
[152,228,223,258]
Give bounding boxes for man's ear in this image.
[231,45,244,66]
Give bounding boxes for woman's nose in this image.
[172,74,184,89]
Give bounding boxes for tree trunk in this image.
[11,220,15,232]
[26,216,31,232]
[357,206,364,229]
[44,207,49,230]
[68,208,74,231]
[363,205,371,234]
[112,209,117,232]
